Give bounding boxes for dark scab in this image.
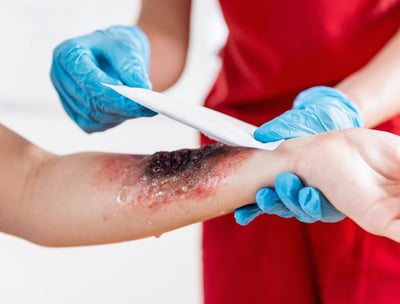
[144,144,227,179]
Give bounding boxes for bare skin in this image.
[336,29,400,127]
[0,123,281,246]
[137,0,191,91]
[2,123,400,246]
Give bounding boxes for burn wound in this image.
[99,144,252,211]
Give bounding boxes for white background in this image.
[0,0,227,303]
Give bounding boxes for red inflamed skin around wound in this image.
[93,144,254,227]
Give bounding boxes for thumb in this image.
[105,26,152,89]
[112,54,152,89]
[298,187,346,223]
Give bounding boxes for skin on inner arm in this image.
[1,114,288,247]
[4,123,400,245]
[16,134,285,246]
[91,144,260,242]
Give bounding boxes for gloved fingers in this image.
[293,86,347,108]
[52,42,111,114]
[298,187,346,223]
[274,173,317,223]
[256,187,294,218]
[51,68,119,127]
[254,86,365,144]
[293,86,364,128]
[234,204,264,225]
[50,66,93,120]
[92,80,156,118]
[53,45,155,119]
[123,25,151,67]
[59,93,121,133]
[254,110,325,142]
[109,53,152,89]
[81,67,155,118]
[94,25,152,89]
[254,103,361,144]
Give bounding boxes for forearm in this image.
[336,28,400,127]
[38,129,398,246]
[9,124,399,245]
[138,0,191,91]
[8,137,289,247]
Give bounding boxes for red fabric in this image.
[202,1,400,303]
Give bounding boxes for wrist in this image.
[335,80,372,127]
[273,136,307,174]
[252,140,299,184]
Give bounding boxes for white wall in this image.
[0,0,227,303]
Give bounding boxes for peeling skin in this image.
[96,144,252,215]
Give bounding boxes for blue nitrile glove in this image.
[235,172,346,225]
[50,25,156,133]
[234,86,364,225]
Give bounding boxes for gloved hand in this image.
[50,25,156,133]
[235,172,346,225]
[234,86,364,225]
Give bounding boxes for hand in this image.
[293,129,400,242]
[235,172,345,225]
[50,25,156,133]
[255,86,364,141]
[235,86,364,225]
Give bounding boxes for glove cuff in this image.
[293,86,365,128]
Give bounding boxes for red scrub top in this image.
[202,1,400,303]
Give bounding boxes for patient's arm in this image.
[2,123,400,246]
[0,124,287,246]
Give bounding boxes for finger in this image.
[108,50,152,89]
[298,187,345,223]
[292,86,343,109]
[104,26,152,88]
[275,173,316,223]
[51,66,125,130]
[59,95,120,133]
[256,188,294,218]
[50,61,91,120]
[55,42,155,118]
[234,204,264,225]
[294,86,363,121]
[254,110,326,143]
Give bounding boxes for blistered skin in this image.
[145,147,216,179]
[113,144,251,210]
